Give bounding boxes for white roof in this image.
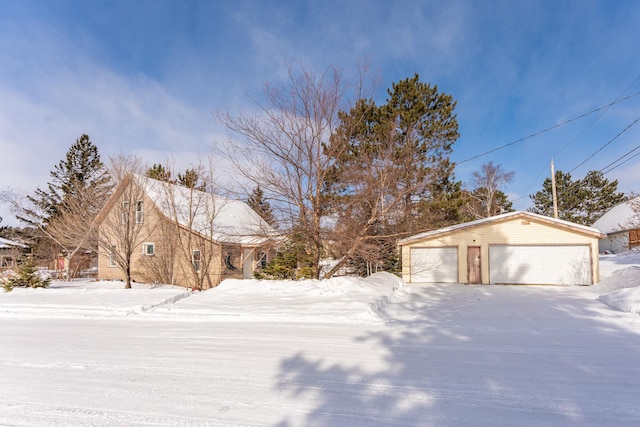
[592,197,640,233]
[398,211,605,245]
[0,236,28,249]
[135,175,277,246]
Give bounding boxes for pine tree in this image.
[529,170,626,225]
[323,74,461,276]
[146,164,174,183]
[580,171,627,225]
[177,168,207,191]
[247,186,276,226]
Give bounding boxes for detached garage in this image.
[398,211,605,285]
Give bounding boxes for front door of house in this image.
[467,246,481,284]
[242,248,253,279]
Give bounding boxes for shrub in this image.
[4,256,50,292]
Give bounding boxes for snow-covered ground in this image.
[1,254,640,426]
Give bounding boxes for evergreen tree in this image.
[14,135,112,278]
[19,134,111,226]
[529,170,626,225]
[580,171,627,225]
[177,168,207,191]
[323,74,461,276]
[383,74,460,230]
[530,170,577,221]
[146,164,174,183]
[4,256,50,292]
[247,186,276,226]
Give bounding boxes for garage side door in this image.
[489,245,592,285]
[410,247,458,283]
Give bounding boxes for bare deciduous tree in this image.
[3,183,102,279]
[215,62,375,279]
[97,155,155,289]
[157,161,227,290]
[465,161,515,219]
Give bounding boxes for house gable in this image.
[96,174,278,288]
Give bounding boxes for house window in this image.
[122,201,130,224]
[258,251,268,269]
[109,244,117,267]
[192,250,201,272]
[1,256,15,268]
[135,200,144,224]
[142,242,155,256]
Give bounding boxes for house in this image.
[398,211,605,285]
[592,197,639,253]
[0,237,28,270]
[96,174,278,288]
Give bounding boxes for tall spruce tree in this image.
[16,134,112,277]
[529,170,626,225]
[20,134,111,226]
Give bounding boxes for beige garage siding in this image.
[399,212,603,285]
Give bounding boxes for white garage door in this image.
[410,247,458,283]
[489,245,592,285]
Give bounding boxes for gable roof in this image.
[137,175,277,246]
[0,237,28,249]
[398,211,605,246]
[591,196,639,234]
[97,174,277,246]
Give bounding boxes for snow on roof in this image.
[0,237,28,249]
[398,211,605,245]
[592,197,640,233]
[135,175,277,246]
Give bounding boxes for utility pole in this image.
[550,158,558,219]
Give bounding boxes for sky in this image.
[1,0,640,226]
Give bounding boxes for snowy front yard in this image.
[1,255,640,426]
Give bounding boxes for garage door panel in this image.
[410,247,458,283]
[490,245,591,285]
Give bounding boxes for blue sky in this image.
[1,0,640,226]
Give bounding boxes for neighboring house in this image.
[592,197,640,253]
[0,237,28,270]
[96,175,278,288]
[398,211,605,285]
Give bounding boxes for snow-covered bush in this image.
[3,257,50,292]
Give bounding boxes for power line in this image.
[568,114,640,173]
[551,74,640,158]
[457,89,640,165]
[600,144,640,174]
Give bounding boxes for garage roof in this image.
[398,211,606,246]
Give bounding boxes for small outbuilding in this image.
[0,237,28,270]
[398,211,605,285]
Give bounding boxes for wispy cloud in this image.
[0,23,222,225]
